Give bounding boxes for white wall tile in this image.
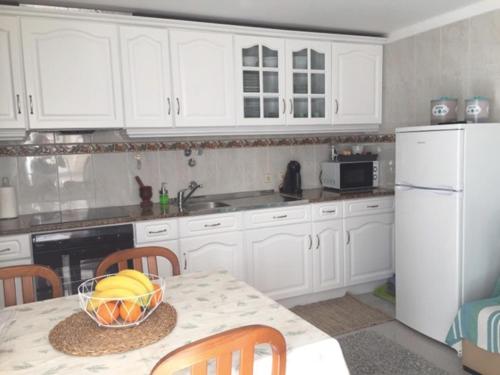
[127,151,160,202]
[57,154,95,210]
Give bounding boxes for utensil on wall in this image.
[0,177,18,219]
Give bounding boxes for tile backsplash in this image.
[0,132,395,214]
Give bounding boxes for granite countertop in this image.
[0,188,394,236]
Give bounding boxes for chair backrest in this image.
[0,264,63,307]
[150,324,287,375]
[96,246,180,277]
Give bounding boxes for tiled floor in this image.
[352,294,466,374]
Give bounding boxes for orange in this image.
[148,284,163,309]
[120,300,142,322]
[95,302,119,325]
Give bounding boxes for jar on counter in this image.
[465,96,490,123]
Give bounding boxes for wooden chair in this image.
[151,324,287,375]
[96,246,180,277]
[0,264,63,307]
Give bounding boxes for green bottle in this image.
[159,182,169,206]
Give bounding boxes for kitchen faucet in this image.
[177,181,202,212]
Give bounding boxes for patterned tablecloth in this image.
[0,271,349,374]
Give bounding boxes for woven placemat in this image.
[49,303,177,356]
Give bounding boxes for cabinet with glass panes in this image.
[235,36,286,125]
[285,40,331,125]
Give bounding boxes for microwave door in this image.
[340,162,373,190]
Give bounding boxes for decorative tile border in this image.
[0,133,395,157]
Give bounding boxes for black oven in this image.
[32,224,134,300]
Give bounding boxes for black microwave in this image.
[320,161,379,190]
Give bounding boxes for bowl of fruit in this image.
[78,269,165,328]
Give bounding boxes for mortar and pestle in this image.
[135,176,153,208]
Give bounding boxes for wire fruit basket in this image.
[78,273,165,328]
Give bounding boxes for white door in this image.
[180,232,244,280]
[21,18,123,129]
[395,186,461,343]
[234,36,285,125]
[136,240,179,279]
[286,40,331,125]
[396,128,464,190]
[170,30,235,127]
[312,219,344,292]
[246,223,313,300]
[120,26,173,128]
[332,43,382,124]
[0,16,27,135]
[345,213,394,286]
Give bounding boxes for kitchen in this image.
[1,1,500,374]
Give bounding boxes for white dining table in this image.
[0,271,349,374]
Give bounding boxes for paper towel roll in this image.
[0,186,18,219]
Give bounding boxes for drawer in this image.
[0,234,31,262]
[312,202,343,221]
[179,212,243,237]
[344,197,394,217]
[244,205,311,229]
[135,219,178,243]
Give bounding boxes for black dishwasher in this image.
[32,224,134,300]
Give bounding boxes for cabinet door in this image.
[345,213,394,286]
[21,18,123,129]
[312,219,343,292]
[170,30,235,127]
[246,223,312,300]
[286,40,331,125]
[120,26,173,128]
[180,232,244,280]
[332,43,382,124]
[234,36,285,125]
[0,16,27,135]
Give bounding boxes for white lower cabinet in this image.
[312,219,344,292]
[344,212,394,286]
[179,232,244,280]
[245,222,313,300]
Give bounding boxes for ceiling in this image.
[6,0,485,37]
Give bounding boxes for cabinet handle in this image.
[167,98,171,115]
[308,234,313,250]
[316,234,320,249]
[16,94,21,114]
[0,248,11,253]
[29,95,34,114]
[289,99,293,115]
[346,231,351,245]
[322,209,336,214]
[367,204,379,209]
[148,229,167,234]
[204,222,221,228]
[282,98,286,114]
[272,214,287,220]
[183,253,187,270]
[176,98,180,115]
[335,99,339,114]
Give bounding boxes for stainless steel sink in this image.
[183,201,230,211]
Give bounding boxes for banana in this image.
[95,275,148,296]
[86,288,137,311]
[118,269,154,293]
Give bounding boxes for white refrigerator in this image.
[395,123,500,343]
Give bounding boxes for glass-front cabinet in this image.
[285,40,331,125]
[235,36,285,125]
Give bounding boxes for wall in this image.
[382,9,500,131]
[0,131,395,215]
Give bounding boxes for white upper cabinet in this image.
[120,26,173,129]
[286,40,331,125]
[332,43,382,125]
[0,16,27,138]
[21,18,123,129]
[170,30,235,127]
[234,36,286,125]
